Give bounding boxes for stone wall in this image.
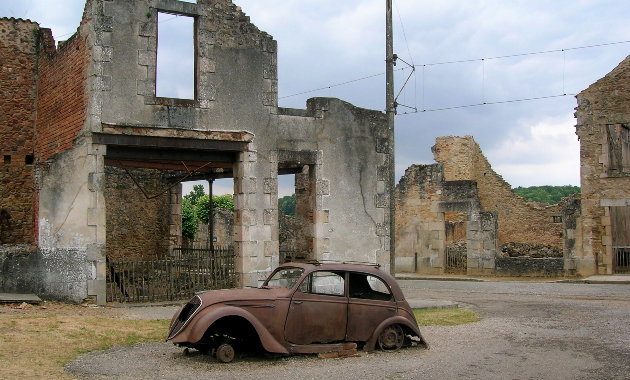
[396,136,570,276]
[0,0,391,303]
[104,166,173,260]
[495,257,564,277]
[0,18,38,245]
[433,136,563,248]
[574,55,630,275]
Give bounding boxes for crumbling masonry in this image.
[0,0,392,304]
[395,55,630,277]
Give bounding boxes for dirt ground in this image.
[60,280,630,379]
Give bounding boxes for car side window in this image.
[298,271,345,297]
[348,272,393,301]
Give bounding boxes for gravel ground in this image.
[65,280,630,379]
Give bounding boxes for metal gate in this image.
[611,206,630,274]
[445,247,467,274]
[106,245,235,303]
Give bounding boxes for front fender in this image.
[364,316,426,351]
[182,305,289,354]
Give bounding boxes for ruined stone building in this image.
[395,136,567,277]
[0,0,392,305]
[573,55,630,275]
[395,55,630,278]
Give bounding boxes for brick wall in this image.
[433,136,563,248]
[35,27,89,163]
[0,18,38,245]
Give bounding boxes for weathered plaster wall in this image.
[1,0,391,302]
[575,55,630,275]
[0,18,38,245]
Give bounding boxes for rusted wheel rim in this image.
[378,324,404,350]
[216,343,235,363]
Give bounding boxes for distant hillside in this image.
[512,185,580,204]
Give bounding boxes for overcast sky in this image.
[2,0,629,196]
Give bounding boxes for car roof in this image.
[277,261,405,300]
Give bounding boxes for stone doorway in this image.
[611,205,630,274]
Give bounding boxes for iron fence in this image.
[614,247,630,274]
[106,245,235,303]
[445,248,467,274]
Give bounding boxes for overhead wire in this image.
[280,40,630,111]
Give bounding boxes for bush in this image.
[182,198,197,240]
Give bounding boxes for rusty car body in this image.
[167,261,426,362]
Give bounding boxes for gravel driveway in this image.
[65,280,630,379]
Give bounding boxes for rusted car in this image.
[167,261,426,362]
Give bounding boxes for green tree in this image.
[513,185,580,204]
[278,194,296,216]
[196,194,234,224]
[181,197,197,240]
[183,184,205,205]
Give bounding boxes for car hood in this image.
[196,287,291,307]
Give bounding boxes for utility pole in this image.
[385,0,396,275]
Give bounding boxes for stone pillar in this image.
[168,184,182,251]
[86,143,107,306]
[467,211,498,275]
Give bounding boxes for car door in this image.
[284,270,347,345]
[346,272,397,342]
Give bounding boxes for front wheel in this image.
[377,324,404,350]
[215,343,235,363]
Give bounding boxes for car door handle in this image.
[293,301,303,305]
[387,307,396,312]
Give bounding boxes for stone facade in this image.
[396,137,568,276]
[574,55,630,275]
[0,0,391,304]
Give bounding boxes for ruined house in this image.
[395,55,630,278]
[573,55,630,275]
[0,0,392,305]
[395,136,566,276]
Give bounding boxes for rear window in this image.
[348,272,393,301]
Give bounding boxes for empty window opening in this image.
[278,173,296,262]
[25,155,34,165]
[3,155,10,164]
[156,12,195,99]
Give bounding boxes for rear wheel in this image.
[377,324,404,350]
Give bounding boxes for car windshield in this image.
[264,267,305,289]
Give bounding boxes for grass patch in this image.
[413,307,480,326]
[0,307,169,379]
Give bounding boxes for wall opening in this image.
[278,174,296,262]
[444,211,467,274]
[611,205,630,274]
[156,12,195,99]
[182,178,234,249]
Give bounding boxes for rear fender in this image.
[364,316,426,351]
[185,305,289,354]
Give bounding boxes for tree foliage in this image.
[278,194,296,216]
[195,194,234,224]
[183,184,205,205]
[512,185,580,204]
[181,197,197,240]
